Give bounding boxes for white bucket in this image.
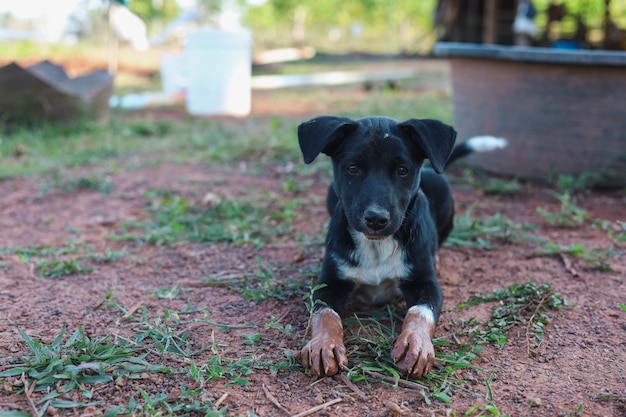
[185,28,252,116]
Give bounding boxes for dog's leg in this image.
[390,305,436,378]
[300,308,348,376]
[392,265,442,378]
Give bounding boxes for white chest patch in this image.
[333,231,410,287]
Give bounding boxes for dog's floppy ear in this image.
[298,116,358,164]
[398,119,457,173]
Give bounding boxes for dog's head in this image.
[298,115,456,239]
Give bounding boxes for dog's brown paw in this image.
[390,306,436,379]
[301,308,347,377]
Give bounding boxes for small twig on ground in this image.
[214,392,229,408]
[364,370,429,391]
[263,383,291,415]
[337,374,368,401]
[559,253,579,277]
[20,373,39,417]
[121,301,144,319]
[291,398,342,417]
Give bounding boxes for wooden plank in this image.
[251,68,419,90]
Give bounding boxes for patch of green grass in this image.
[113,301,257,359]
[332,282,566,405]
[38,258,93,278]
[0,117,303,179]
[476,177,524,196]
[131,313,199,357]
[34,169,116,198]
[1,244,89,278]
[446,206,544,249]
[227,257,305,301]
[339,306,482,404]
[536,173,600,228]
[459,282,567,353]
[0,327,170,414]
[0,244,129,278]
[535,243,618,272]
[117,189,299,247]
[104,382,229,416]
[89,299,300,411]
[456,169,525,197]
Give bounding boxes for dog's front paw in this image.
[391,329,435,378]
[390,306,437,378]
[300,308,347,377]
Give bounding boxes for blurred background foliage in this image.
[1,0,624,55]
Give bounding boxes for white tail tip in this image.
[466,136,508,152]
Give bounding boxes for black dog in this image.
[297,115,506,378]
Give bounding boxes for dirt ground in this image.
[1,74,625,416]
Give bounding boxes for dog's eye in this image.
[397,166,409,177]
[346,164,359,175]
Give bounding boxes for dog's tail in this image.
[445,135,508,168]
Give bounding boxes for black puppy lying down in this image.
[297,115,506,378]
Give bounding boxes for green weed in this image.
[536,173,599,228]
[200,355,253,386]
[447,402,505,416]
[265,315,296,337]
[593,219,626,244]
[130,309,206,358]
[536,191,589,228]
[553,173,599,194]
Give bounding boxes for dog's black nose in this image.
[364,208,390,231]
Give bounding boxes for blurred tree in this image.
[128,0,180,30]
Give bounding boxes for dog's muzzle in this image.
[359,207,397,239]
[364,208,390,231]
